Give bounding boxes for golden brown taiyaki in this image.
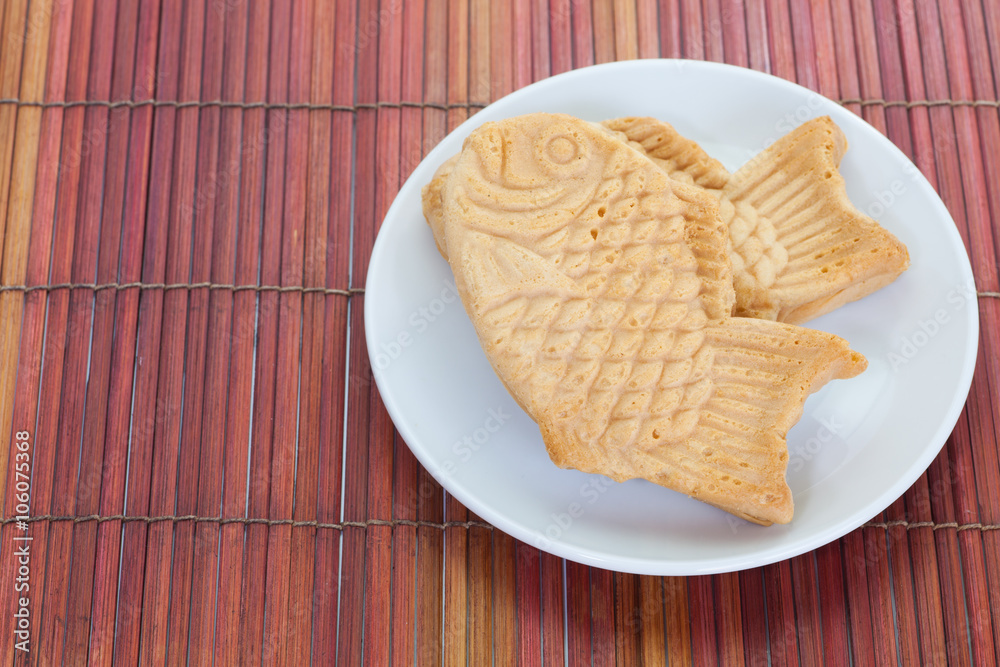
[603,116,910,324]
[428,113,867,524]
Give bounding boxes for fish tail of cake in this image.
[724,116,910,324]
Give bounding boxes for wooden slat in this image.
[213,0,267,661]
[0,0,51,540]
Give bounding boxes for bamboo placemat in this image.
[0,0,998,664]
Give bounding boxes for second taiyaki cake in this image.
[604,116,910,324]
[429,113,866,525]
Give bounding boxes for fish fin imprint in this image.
[602,116,730,189]
[422,155,460,259]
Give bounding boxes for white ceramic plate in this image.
[364,60,978,575]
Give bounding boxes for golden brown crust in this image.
[434,113,867,525]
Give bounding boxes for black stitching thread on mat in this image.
[0,282,996,299]
[0,514,493,530]
[0,97,998,110]
[0,99,490,111]
[0,282,365,296]
[1,514,997,532]
[862,520,1000,532]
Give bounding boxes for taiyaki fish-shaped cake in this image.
[604,116,910,324]
[429,113,866,524]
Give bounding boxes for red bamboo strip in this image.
[715,571,745,665]
[789,555,822,664]
[337,0,376,661]
[387,3,427,664]
[471,0,490,103]
[699,0,724,62]
[0,0,29,269]
[762,561,800,667]
[849,0,888,133]
[719,0,749,67]
[827,0,861,115]
[590,567,615,665]
[492,532,517,666]
[516,543,543,663]
[262,3,313,665]
[957,4,1000,658]
[0,0,52,530]
[469,525,494,664]
[842,531,877,664]
[933,16,1000,658]
[928,456,975,667]
[0,5,87,663]
[512,0,531,86]
[592,0,615,64]
[185,0,250,660]
[809,0,839,97]
[311,0,355,656]
[286,0,330,662]
[901,487,949,664]
[680,0,704,59]
[0,2,71,664]
[541,553,566,665]
[444,515,470,665]
[531,0,550,82]
[565,560,591,666]
[91,1,165,661]
[885,524,921,666]
[415,467,444,666]
[57,0,137,663]
[549,0,572,75]
[440,2,471,662]
[127,1,188,662]
[414,4,445,665]
[613,0,639,60]
[168,2,224,661]
[915,8,986,665]
[743,0,770,71]
[638,575,666,664]
[212,2,267,662]
[864,527,901,666]
[813,543,850,666]
[870,0,912,160]
[764,0,794,81]
[657,0,680,58]
[614,572,641,664]
[662,576,692,665]
[363,0,406,663]
[738,569,769,665]
[635,0,659,58]
[571,0,595,66]
[491,0,513,99]
[787,0,818,90]
[687,576,720,667]
[34,0,118,661]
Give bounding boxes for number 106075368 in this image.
[13,431,31,518]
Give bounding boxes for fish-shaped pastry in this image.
[428,113,866,524]
[603,116,910,324]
